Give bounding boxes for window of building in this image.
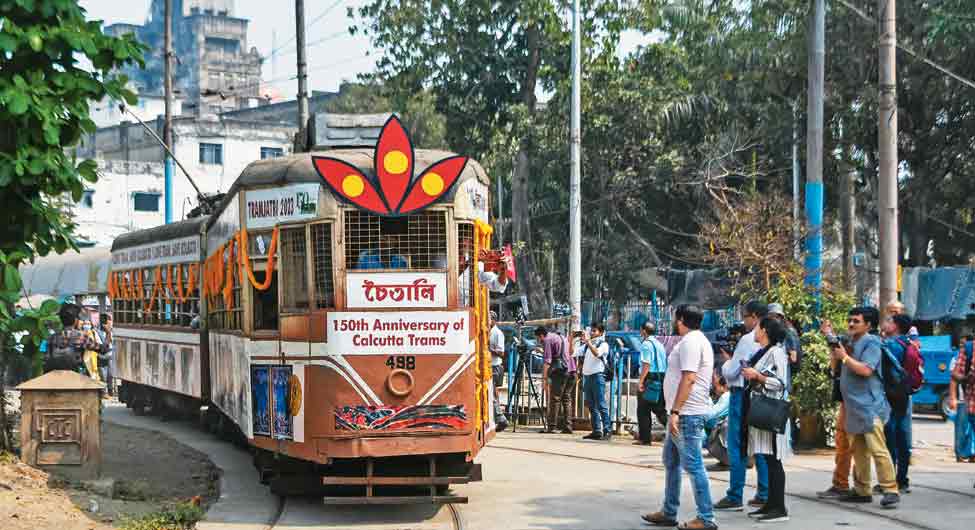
[260,147,284,160]
[279,226,308,314]
[133,192,160,212]
[79,190,95,209]
[344,210,448,271]
[312,223,334,308]
[199,143,223,165]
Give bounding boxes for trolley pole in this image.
[568,0,582,330]
[804,0,825,309]
[163,0,174,224]
[878,0,899,311]
[294,0,310,153]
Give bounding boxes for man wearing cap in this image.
[489,311,508,431]
[714,300,770,512]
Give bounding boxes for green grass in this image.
[118,502,204,530]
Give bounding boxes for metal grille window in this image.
[312,223,334,308]
[279,226,309,313]
[344,210,448,271]
[458,223,475,307]
[260,147,284,159]
[210,245,243,331]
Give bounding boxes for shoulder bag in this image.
[746,349,790,435]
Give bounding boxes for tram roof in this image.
[111,216,210,252]
[206,148,491,230]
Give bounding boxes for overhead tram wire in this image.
[208,54,377,98]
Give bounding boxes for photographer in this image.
[537,326,576,434]
[816,319,855,500]
[580,323,612,441]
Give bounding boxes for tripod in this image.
[506,340,547,432]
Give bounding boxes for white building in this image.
[89,93,184,129]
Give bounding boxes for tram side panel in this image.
[115,327,204,399]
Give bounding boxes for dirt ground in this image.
[0,416,219,530]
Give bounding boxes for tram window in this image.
[279,226,309,313]
[210,246,243,331]
[247,231,279,331]
[344,210,447,270]
[458,223,475,307]
[312,223,335,308]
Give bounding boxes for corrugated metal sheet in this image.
[19,247,112,297]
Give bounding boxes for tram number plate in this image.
[385,355,416,370]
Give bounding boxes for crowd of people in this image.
[488,298,972,530]
[43,302,115,392]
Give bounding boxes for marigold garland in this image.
[238,227,279,291]
[136,269,144,300]
[164,265,173,302]
[222,237,236,309]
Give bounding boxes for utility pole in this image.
[294,0,310,153]
[878,0,899,311]
[805,0,825,308]
[163,0,174,224]
[792,101,800,259]
[568,0,582,331]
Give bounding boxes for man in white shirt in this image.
[580,322,612,440]
[643,305,717,529]
[478,256,512,293]
[715,300,770,511]
[489,311,508,431]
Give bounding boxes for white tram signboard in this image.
[326,311,471,355]
[111,236,201,270]
[345,272,447,309]
[244,183,319,229]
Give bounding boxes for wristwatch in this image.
[670,410,680,417]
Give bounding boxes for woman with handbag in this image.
[741,317,791,523]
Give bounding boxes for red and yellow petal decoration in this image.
[373,115,414,210]
[398,155,468,215]
[313,158,389,215]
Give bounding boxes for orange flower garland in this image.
[238,227,279,291]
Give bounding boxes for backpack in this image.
[880,343,910,414]
[786,328,804,375]
[599,338,616,382]
[45,331,83,372]
[894,338,924,394]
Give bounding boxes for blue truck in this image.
[912,335,959,419]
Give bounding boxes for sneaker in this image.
[706,462,729,472]
[872,484,883,495]
[747,497,767,508]
[899,484,911,494]
[713,497,744,512]
[816,486,849,499]
[756,509,790,523]
[496,421,508,432]
[602,432,613,441]
[880,492,900,509]
[582,432,601,440]
[560,427,573,434]
[676,518,718,529]
[838,493,873,504]
[747,507,769,518]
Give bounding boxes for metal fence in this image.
[581,296,739,333]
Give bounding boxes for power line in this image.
[269,0,345,57]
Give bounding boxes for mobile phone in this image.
[572,330,584,338]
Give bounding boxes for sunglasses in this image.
[847,318,864,324]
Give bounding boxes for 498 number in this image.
[385,355,416,370]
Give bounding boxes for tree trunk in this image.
[510,23,548,316]
[842,165,857,290]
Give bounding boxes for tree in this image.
[324,82,448,149]
[0,1,144,451]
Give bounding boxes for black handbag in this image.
[747,391,790,434]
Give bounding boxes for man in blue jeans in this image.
[580,323,612,440]
[882,314,914,493]
[642,305,717,529]
[714,300,769,511]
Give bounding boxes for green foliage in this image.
[0,0,145,450]
[118,502,204,530]
[792,331,839,444]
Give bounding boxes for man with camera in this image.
[828,307,900,509]
[579,323,612,440]
[538,326,576,434]
[714,300,769,512]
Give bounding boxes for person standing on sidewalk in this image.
[489,312,508,431]
[642,305,717,530]
[580,323,612,440]
[949,337,975,462]
[742,317,792,523]
[882,314,915,493]
[539,326,576,434]
[637,321,668,445]
[833,307,900,509]
[714,300,770,512]
[816,319,855,500]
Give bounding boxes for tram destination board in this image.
[326,311,471,355]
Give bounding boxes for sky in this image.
[78,0,653,98]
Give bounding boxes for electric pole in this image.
[568,0,582,331]
[878,0,899,311]
[295,0,310,153]
[163,0,174,224]
[805,0,825,307]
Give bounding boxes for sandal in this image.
[678,518,718,530]
[641,511,678,527]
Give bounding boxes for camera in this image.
[572,330,584,338]
[826,334,850,348]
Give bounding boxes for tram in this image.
[108,115,500,502]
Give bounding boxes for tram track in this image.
[489,443,969,530]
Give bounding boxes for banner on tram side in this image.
[345,272,447,309]
[326,310,470,355]
[111,235,201,269]
[245,183,319,229]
